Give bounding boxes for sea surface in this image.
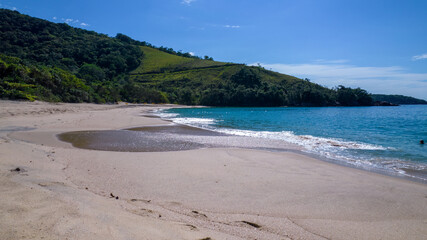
[159,105,427,182]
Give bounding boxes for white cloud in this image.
[60,18,88,27]
[52,17,57,20]
[11,7,17,10]
[412,53,427,61]
[253,62,427,99]
[181,0,196,5]
[224,25,240,28]
[189,52,195,56]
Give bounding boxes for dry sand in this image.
[0,100,426,240]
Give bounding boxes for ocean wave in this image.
[219,128,427,181]
[156,112,180,118]
[157,111,388,152]
[172,117,217,125]
[215,128,388,151]
[157,110,389,152]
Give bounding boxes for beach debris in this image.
[185,224,197,230]
[141,208,154,214]
[130,198,151,203]
[192,210,208,218]
[110,193,119,199]
[240,221,262,229]
[10,167,21,172]
[199,238,212,240]
[158,214,162,218]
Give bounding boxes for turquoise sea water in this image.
[160,105,427,181]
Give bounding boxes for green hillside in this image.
[132,46,227,74]
[0,54,91,102]
[1,8,377,106]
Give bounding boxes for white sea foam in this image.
[215,128,388,151]
[172,117,217,126]
[156,112,180,118]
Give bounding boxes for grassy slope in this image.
[131,46,229,74]
[130,46,305,88]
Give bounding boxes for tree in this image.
[230,67,261,87]
[78,64,105,82]
[336,85,373,106]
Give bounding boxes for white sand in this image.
[1,100,426,240]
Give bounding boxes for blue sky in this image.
[2,0,427,99]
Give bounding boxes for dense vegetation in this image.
[371,94,427,105]
[0,9,145,102]
[127,47,372,106]
[0,54,91,102]
[2,9,423,106]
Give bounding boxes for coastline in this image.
[1,100,426,239]
[158,106,427,184]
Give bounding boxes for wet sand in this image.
[58,125,223,152]
[1,100,427,240]
[58,124,303,152]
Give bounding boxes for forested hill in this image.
[372,94,427,105]
[0,9,395,106]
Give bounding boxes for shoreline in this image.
[1,101,426,239]
[58,118,427,184]
[155,107,427,184]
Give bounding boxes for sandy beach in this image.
[0,100,426,240]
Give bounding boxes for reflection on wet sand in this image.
[58,124,299,152]
[58,125,218,152]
